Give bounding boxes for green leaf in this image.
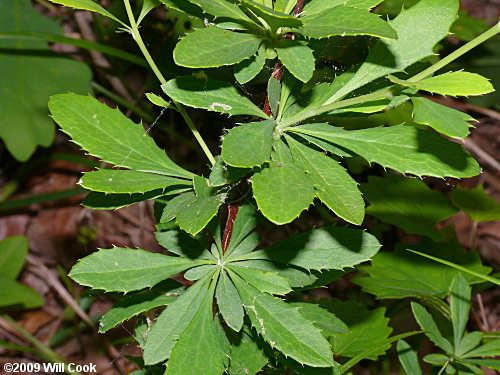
[80,169,191,194]
[290,303,349,336]
[47,0,125,24]
[303,0,383,14]
[230,265,292,295]
[184,265,217,280]
[251,162,315,224]
[353,238,491,299]
[276,40,315,83]
[243,226,381,271]
[411,97,475,139]
[188,0,255,23]
[286,136,365,225]
[397,340,422,375]
[216,271,244,331]
[324,0,459,103]
[69,247,204,292]
[165,281,228,375]
[100,293,178,333]
[231,273,334,367]
[227,329,268,375]
[0,276,44,309]
[450,274,471,350]
[241,1,302,30]
[360,173,458,239]
[225,203,259,255]
[145,93,171,108]
[82,190,168,210]
[234,44,267,84]
[49,94,192,178]
[143,275,211,364]
[462,359,500,371]
[450,185,500,222]
[162,76,268,118]
[407,249,500,287]
[227,234,260,259]
[173,26,261,68]
[322,299,392,359]
[268,77,281,117]
[137,0,160,25]
[462,339,500,359]
[221,121,275,168]
[160,192,196,222]
[290,124,480,178]
[0,0,91,161]
[176,195,224,235]
[209,156,250,187]
[0,236,28,279]
[155,230,215,260]
[456,332,483,357]
[299,5,397,40]
[411,302,454,353]
[389,72,495,97]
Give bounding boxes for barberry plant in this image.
[45,0,499,373]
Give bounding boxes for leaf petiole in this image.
[122,0,216,166]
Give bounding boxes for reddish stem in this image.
[221,204,239,253]
[294,0,305,16]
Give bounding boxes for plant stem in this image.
[221,204,239,254]
[276,88,391,131]
[276,22,499,130]
[409,22,500,82]
[436,361,449,375]
[122,0,216,165]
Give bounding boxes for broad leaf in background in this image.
[162,76,268,118]
[450,185,500,222]
[80,169,191,194]
[175,195,224,235]
[353,238,491,299]
[49,94,193,178]
[276,40,315,83]
[320,299,392,359]
[324,0,459,103]
[0,236,43,309]
[389,72,494,97]
[173,27,261,68]
[0,0,91,161]
[69,247,205,292]
[360,173,458,240]
[286,135,365,225]
[231,274,335,367]
[290,124,481,178]
[411,97,475,139]
[221,121,275,168]
[299,5,397,40]
[243,226,381,271]
[241,1,302,31]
